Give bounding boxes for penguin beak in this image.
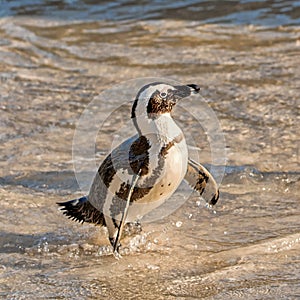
[187,84,200,94]
[173,84,200,100]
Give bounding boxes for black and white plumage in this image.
[58,82,219,252]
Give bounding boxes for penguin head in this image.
[131,82,200,119]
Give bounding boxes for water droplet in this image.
[176,221,182,228]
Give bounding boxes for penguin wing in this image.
[88,134,150,211]
[184,158,219,205]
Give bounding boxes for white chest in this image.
[144,137,188,196]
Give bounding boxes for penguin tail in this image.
[57,196,105,226]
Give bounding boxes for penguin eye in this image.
[160,92,167,98]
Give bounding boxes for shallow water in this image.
[1,1,300,299]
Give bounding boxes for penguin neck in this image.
[133,113,183,145]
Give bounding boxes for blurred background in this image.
[0,1,299,299]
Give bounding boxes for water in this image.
[1,1,300,299]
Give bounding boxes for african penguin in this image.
[58,82,219,252]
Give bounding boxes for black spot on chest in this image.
[129,135,151,176]
[160,133,183,158]
[160,140,175,158]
